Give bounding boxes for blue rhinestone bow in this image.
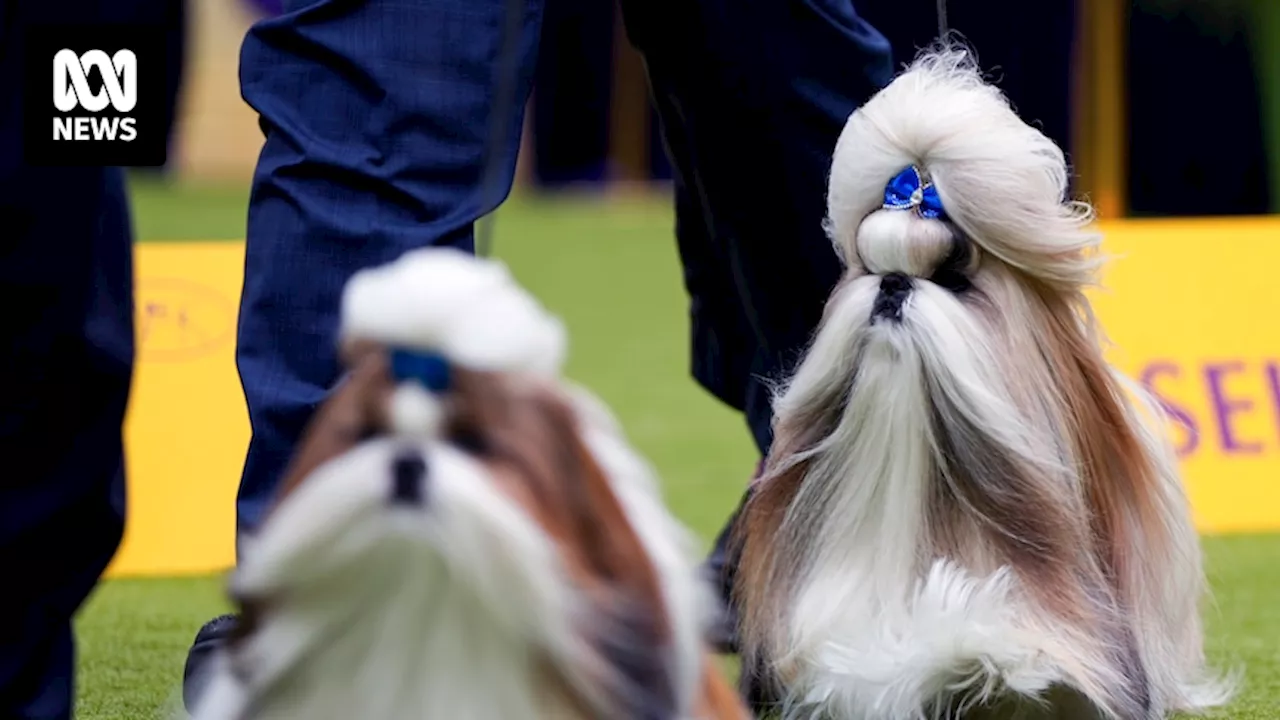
[389,348,452,392]
[882,165,947,220]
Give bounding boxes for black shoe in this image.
[182,613,239,712]
[702,486,753,655]
[702,559,739,654]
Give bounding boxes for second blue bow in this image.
[390,348,452,392]
[882,165,947,220]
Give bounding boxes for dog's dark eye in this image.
[929,232,974,293]
[450,425,490,456]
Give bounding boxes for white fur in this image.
[854,209,964,278]
[340,247,567,376]
[188,414,719,720]
[769,279,1107,718]
[343,247,566,443]
[386,383,444,437]
[190,250,720,720]
[800,562,1060,720]
[189,439,591,720]
[825,48,1101,290]
[749,45,1231,720]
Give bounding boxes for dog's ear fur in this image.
[269,351,394,511]
[457,375,682,717]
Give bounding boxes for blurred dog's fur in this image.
[733,46,1233,719]
[188,248,747,720]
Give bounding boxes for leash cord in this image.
[475,0,528,258]
[936,0,949,38]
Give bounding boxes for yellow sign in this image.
[1090,217,1280,534]
[107,242,247,578]
[107,218,1280,577]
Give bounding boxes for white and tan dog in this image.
[733,46,1233,719]
[188,248,747,720]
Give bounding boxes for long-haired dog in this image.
[733,47,1233,719]
[188,248,748,720]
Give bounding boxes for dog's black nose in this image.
[390,449,428,506]
[871,272,914,324]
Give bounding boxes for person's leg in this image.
[618,0,893,699]
[532,0,616,187]
[621,0,890,446]
[0,165,133,720]
[0,3,135,716]
[184,0,544,706]
[234,0,544,545]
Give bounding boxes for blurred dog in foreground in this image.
[733,46,1233,719]
[187,249,747,720]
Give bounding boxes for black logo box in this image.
[23,25,168,167]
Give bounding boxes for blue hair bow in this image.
[389,348,452,392]
[882,165,947,220]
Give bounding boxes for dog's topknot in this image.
[826,42,1101,292]
[340,247,566,377]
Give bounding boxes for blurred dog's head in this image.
[190,249,743,720]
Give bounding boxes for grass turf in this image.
[73,177,1280,718]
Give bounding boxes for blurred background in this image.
[170,0,1279,214]
[79,1,1280,717]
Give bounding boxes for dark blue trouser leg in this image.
[618,0,892,698]
[0,163,133,720]
[1,8,134,720]
[532,0,615,186]
[233,0,545,540]
[183,9,545,706]
[620,0,891,451]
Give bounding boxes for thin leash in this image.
[475,0,529,258]
[936,0,949,38]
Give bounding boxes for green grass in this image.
[74,177,1280,718]
[127,176,251,241]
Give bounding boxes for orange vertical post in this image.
[608,8,650,185]
[1076,0,1127,218]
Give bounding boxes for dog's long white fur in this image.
[746,46,1233,719]
[187,248,717,720]
[773,279,1106,719]
[194,439,589,720]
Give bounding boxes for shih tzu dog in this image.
[732,46,1233,719]
[187,248,748,720]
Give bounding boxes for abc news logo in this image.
[23,26,165,166]
[53,49,139,143]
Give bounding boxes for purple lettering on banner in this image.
[1266,362,1280,443]
[1140,361,1199,457]
[1204,361,1263,454]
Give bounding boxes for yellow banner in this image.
[106,218,1280,577]
[109,242,247,577]
[1090,217,1280,534]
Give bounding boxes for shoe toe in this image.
[182,614,239,711]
